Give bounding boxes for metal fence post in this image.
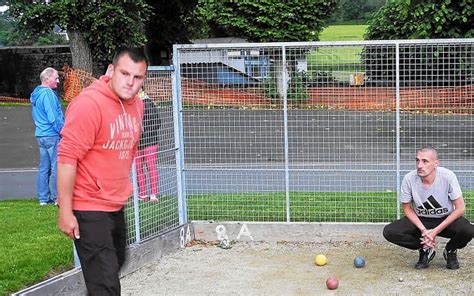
[172,46,188,224]
[282,45,291,223]
[131,160,141,244]
[395,42,401,220]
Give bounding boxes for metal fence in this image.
[126,39,473,244]
[125,66,183,245]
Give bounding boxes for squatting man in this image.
[383,147,474,269]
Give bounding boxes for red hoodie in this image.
[58,75,144,211]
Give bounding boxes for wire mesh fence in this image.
[126,66,180,245]
[176,39,473,224]
[125,39,473,244]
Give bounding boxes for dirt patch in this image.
[121,240,473,295]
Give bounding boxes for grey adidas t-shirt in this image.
[399,167,463,218]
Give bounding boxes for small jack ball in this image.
[354,256,366,268]
[326,276,339,290]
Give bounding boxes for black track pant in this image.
[74,209,127,296]
[383,216,474,251]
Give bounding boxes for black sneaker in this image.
[443,248,460,270]
[415,248,436,269]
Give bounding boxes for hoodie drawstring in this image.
[118,99,136,144]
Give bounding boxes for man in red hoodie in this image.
[57,48,148,295]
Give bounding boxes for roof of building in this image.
[191,37,248,44]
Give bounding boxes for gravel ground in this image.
[121,240,473,296]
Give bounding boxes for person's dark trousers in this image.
[383,216,474,251]
[74,209,127,296]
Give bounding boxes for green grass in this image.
[187,191,473,222]
[319,25,368,42]
[0,101,69,107]
[0,199,73,296]
[307,47,364,66]
[306,25,369,77]
[125,195,180,242]
[0,102,29,107]
[187,192,398,222]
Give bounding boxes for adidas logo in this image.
[417,195,448,215]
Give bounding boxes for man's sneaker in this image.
[415,248,436,269]
[443,248,460,270]
[39,202,48,206]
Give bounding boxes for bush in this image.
[365,0,473,40]
[308,71,338,86]
[363,0,473,87]
[361,43,473,87]
[262,71,310,104]
[287,72,309,104]
[262,76,280,102]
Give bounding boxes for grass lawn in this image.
[187,191,399,223]
[319,24,368,42]
[187,191,473,223]
[307,24,368,77]
[310,25,373,80]
[0,199,73,296]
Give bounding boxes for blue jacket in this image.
[30,86,64,137]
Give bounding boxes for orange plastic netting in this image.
[62,65,97,102]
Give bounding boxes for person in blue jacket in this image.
[30,67,64,205]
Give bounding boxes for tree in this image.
[328,0,384,24]
[188,0,338,42]
[0,15,14,46]
[9,1,152,73]
[365,0,473,40]
[1,7,68,47]
[1,22,68,46]
[144,0,198,65]
[362,0,473,87]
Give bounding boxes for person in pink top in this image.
[57,48,148,295]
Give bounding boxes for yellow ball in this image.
[315,254,327,266]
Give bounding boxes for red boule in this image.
[326,276,339,290]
